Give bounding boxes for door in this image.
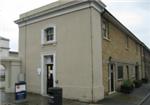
[135,66,139,80]
[47,64,54,93]
[109,64,115,93]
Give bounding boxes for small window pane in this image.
[0,70,5,81]
[45,27,54,41]
[102,21,109,39]
[118,66,123,79]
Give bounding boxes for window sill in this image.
[118,79,123,81]
[103,37,111,42]
[42,41,57,46]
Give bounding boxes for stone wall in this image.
[102,19,142,94]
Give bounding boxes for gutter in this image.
[89,5,94,102]
[15,0,106,25]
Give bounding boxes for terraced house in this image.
[15,0,150,102]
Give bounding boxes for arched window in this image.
[0,65,5,81]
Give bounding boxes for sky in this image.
[0,0,149,51]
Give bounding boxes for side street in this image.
[0,83,150,105]
[0,0,150,105]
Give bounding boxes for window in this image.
[136,43,138,54]
[130,67,135,78]
[102,20,109,39]
[126,36,129,49]
[45,27,54,41]
[0,65,5,81]
[41,26,56,44]
[118,66,123,79]
[126,65,129,79]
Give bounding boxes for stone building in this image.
[0,36,21,92]
[15,0,150,102]
[142,46,150,80]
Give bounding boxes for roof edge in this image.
[102,9,150,50]
[15,0,106,25]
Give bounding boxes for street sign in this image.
[15,81,27,102]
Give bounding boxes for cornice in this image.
[15,0,105,27]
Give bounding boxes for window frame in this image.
[117,65,124,80]
[102,20,109,39]
[126,36,129,49]
[136,43,139,55]
[41,25,56,45]
[130,66,135,78]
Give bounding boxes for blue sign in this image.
[15,81,27,101]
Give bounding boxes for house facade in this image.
[0,36,21,92]
[101,13,143,94]
[142,46,150,80]
[15,0,150,102]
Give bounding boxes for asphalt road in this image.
[141,95,150,105]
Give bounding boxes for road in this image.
[141,95,150,105]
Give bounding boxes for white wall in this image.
[0,39,9,57]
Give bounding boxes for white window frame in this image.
[130,66,135,78]
[102,20,109,39]
[41,25,56,45]
[117,65,124,80]
[126,36,129,49]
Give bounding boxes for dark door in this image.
[135,66,139,80]
[47,64,54,93]
[110,64,115,92]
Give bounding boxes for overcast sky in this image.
[0,0,150,51]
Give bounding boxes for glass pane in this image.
[45,27,54,41]
[118,66,123,79]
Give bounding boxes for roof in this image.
[19,0,105,19]
[0,36,9,41]
[15,0,106,24]
[15,0,149,51]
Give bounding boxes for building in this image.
[15,0,150,102]
[142,46,150,80]
[0,36,21,92]
[101,11,145,94]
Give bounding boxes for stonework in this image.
[15,0,150,102]
[102,19,143,94]
[0,36,21,92]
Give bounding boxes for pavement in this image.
[0,83,150,105]
[98,83,150,105]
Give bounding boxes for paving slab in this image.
[0,83,150,105]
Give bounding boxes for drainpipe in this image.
[89,5,94,102]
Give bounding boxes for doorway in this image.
[41,53,56,95]
[109,64,115,93]
[135,65,139,80]
[47,64,54,93]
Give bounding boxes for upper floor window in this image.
[136,43,139,54]
[41,26,56,44]
[102,20,109,39]
[126,36,129,49]
[45,27,54,41]
[0,65,5,82]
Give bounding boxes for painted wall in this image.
[19,8,104,102]
[0,39,9,57]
